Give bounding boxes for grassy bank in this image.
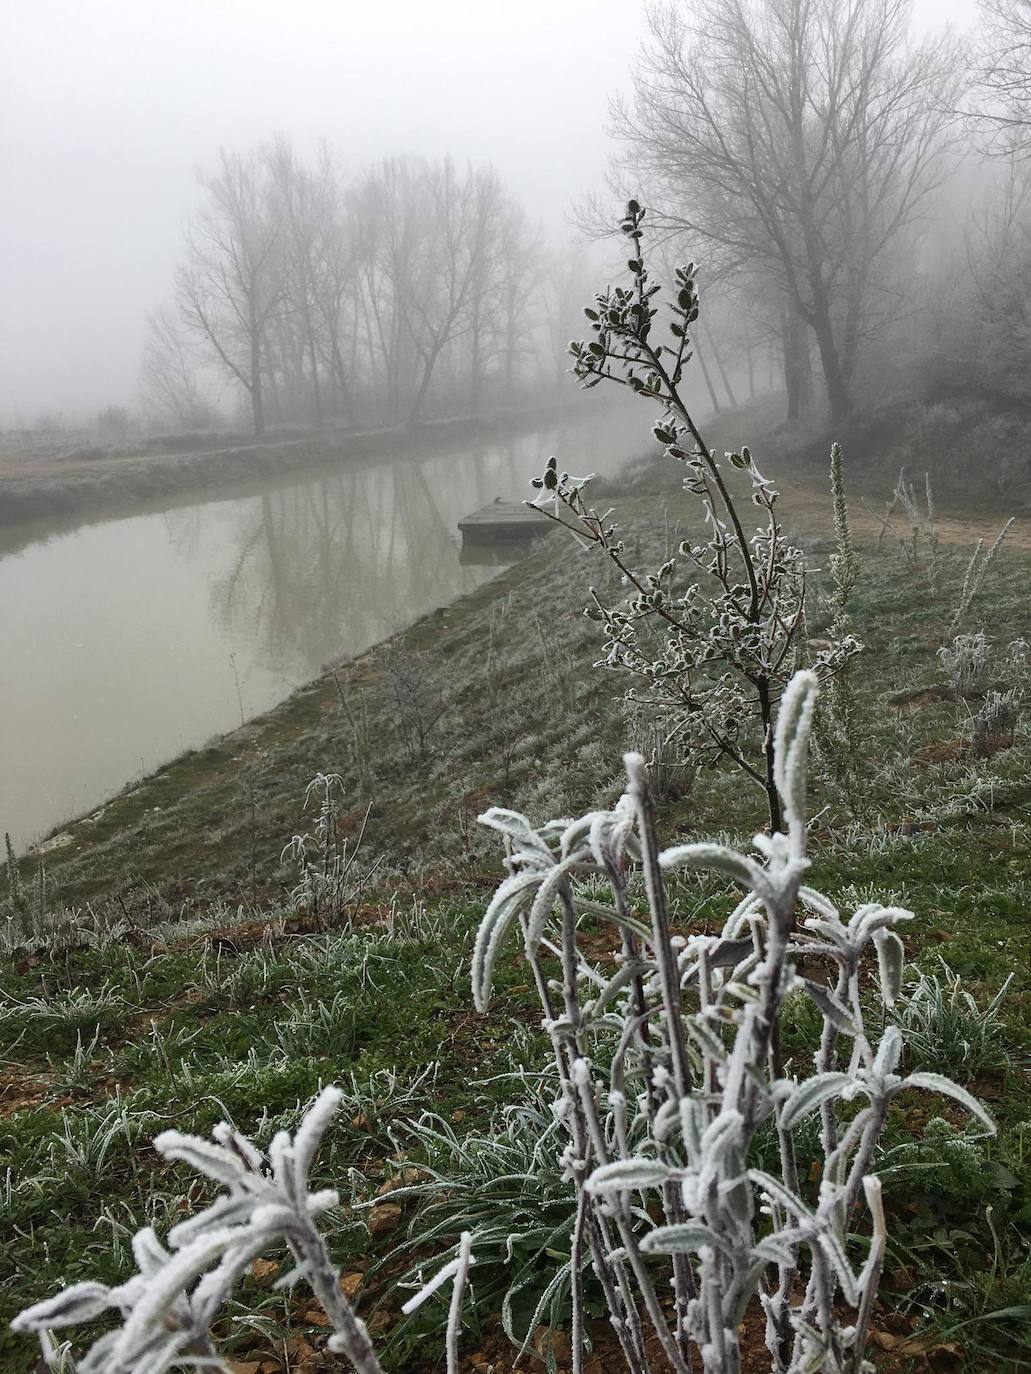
[2,433,1030,1372]
[0,400,589,535]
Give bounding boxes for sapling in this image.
[530,202,859,833]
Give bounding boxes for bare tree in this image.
[614,0,959,421]
[973,0,1031,154]
[374,159,511,425]
[177,148,288,436]
[161,145,551,431]
[139,304,214,429]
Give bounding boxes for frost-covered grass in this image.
[1,479,1030,1369]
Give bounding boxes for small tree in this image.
[532,202,858,832]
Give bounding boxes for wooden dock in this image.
[457,500,555,547]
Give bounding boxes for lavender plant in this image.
[472,670,995,1374]
[819,445,865,815]
[938,631,991,697]
[828,444,860,631]
[530,203,859,832]
[946,517,1015,640]
[970,686,1021,757]
[3,831,49,948]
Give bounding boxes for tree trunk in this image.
[307,320,323,427]
[407,341,443,427]
[703,321,738,408]
[693,332,721,413]
[250,330,265,436]
[469,310,482,417]
[809,301,851,423]
[781,308,812,424]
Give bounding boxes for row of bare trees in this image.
[143,145,557,436]
[143,0,1031,440]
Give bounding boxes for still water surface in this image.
[0,407,646,847]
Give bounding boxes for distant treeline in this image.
[142,0,1031,454]
[142,147,604,436]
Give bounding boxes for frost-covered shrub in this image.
[896,958,1013,1080]
[947,517,1015,639]
[472,670,994,1374]
[877,468,942,589]
[1007,636,1030,682]
[531,204,860,833]
[624,700,695,802]
[938,630,991,696]
[382,647,447,765]
[971,686,1021,757]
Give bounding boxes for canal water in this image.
[0,403,649,847]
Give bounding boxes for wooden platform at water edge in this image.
[457,500,555,547]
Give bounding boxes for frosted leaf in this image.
[902,1072,997,1134]
[586,1158,671,1194]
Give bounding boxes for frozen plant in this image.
[3,832,52,951]
[970,686,1021,757]
[1005,636,1029,683]
[937,630,991,697]
[872,469,940,590]
[282,771,380,930]
[382,647,447,765]
[820,444,865,814]
[946,516,1015,639]
[896,958,1014,1080]
[828,443,860,632]
[473,670,995,1374]
[12,1088,476,1374]
[623,699,696,802]
[530,203,859,832]
[10,673,999,1374]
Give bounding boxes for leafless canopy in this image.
[613,0,960,420]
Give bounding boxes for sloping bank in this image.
[0,400,592,534]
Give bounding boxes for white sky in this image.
[0,0,979,422]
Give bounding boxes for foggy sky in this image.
[0,0,978,424]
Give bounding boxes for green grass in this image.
[1,452,1030,1371]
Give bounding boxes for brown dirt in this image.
[0,1065,60,1118]
[890,687,955,712]
[777,479,1031,551]
[218,1303,968,1374]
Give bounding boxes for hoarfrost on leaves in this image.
[471,668,994,1374]
[529,203,861,834]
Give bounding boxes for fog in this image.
[2,0,976,423]
[5,6,1031,1365]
